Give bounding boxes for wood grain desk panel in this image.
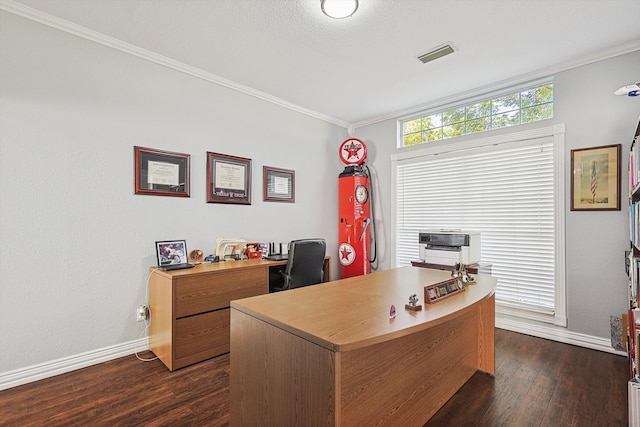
[174,265,267,317]
[149,257,330,371]
[230,266,496,426]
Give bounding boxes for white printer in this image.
[419,230,481,266]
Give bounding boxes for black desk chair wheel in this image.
[272,239,326,292]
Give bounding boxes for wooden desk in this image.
[149,257,330,371]
[230,266,496,426]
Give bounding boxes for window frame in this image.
[399,80,554,148]
[391,124,567,326]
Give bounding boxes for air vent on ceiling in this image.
[417,43,456,64]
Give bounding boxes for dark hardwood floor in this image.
[0,329,628,426]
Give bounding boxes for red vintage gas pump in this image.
[338,138,371,278]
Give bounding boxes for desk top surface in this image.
[231,266,496,352]
[150,258,288,278]
[149,257,331,278]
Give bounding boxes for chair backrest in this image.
[283,239,326,290]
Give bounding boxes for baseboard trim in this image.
[0,338,149,391]
[496,316,626,357]
[1,318,625,391]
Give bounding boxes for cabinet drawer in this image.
[175,267,267,318]
[174,309,230,362]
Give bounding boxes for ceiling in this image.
[4,0,640,128]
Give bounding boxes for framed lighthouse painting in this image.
[570,144,621,211]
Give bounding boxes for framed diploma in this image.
[134,146,190,197]
[263,166,295,203]
[207,152,252,204]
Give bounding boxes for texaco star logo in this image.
[342,141,363,161]
[339,138,367,165]
[339,243,356,266]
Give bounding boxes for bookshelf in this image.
[627,117,640,379]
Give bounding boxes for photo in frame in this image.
[263,166,295,203]
[134,146,190,197]
[207,152,251,204]
[570,144,621,211]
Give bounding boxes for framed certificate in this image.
[207,152,252,204]
[263,166,295,203]
[134,146,190,197]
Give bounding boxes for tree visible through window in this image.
[402,83,553,147]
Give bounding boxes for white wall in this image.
[556,53,639,336]
[2,6,638,384]
[356,50,640,341]
[0,11,346,375]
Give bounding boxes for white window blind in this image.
[394,132,562,322]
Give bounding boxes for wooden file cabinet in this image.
[148,260,271,371]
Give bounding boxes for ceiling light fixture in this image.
[321,0,359,19]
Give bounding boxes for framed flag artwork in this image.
[570,144,621,211]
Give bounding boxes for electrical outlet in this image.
[136,305,148,322]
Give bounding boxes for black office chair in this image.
[273,239,326,291]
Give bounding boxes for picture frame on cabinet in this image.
[570,144,621,211]
[263,166,295,203]
[134,146,190,197]
[206,152,252,204]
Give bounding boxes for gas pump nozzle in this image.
[360,218,371,241]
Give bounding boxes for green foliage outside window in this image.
[401,83,553,147]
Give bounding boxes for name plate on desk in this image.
[424,277,465,304]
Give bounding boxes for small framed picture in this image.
[263,166,295,203]
[134,146,190,197]
[570,144,621,211]
[207,152,252,204]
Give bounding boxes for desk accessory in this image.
[389,304,396,319]
[424,277,465,304]
[215,238,247,260]
[245,242,262,259]
[155,240,195,271]
[452,262,476,284]
[189,249,204,264]
[405,294,422,311]
[247,251,262,259]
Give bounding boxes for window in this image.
[401,82,553,147]
[392,125,566,326]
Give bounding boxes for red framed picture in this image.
[207,152,252,204]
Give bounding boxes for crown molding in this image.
[352,39,640,130]
[3,0,637,135]
[0,0,350,129]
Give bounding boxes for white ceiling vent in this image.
[418,43,456,64]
